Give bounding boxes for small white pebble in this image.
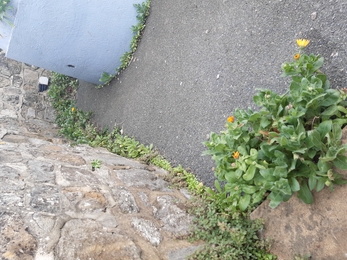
[311,12,317,20]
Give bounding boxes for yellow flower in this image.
[296,39,310,48]
[294,53,300,60]
[71,107,75,112]
[227,116,235,123]
[232,151,240,159]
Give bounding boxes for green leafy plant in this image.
[0,0,14,26]
[187,196,276,260]
[98,0,151,87]
[99,72,114,85]
[91,159,102,170]
[204,39,347,210]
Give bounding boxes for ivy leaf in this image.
[297,181,314,204]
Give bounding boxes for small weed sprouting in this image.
[98,0,151,88]
[91,159,102,171]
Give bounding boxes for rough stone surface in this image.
[0,52,201,259]
[251,177,347,259]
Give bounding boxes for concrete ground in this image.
[77,0,347,187]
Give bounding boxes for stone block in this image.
[154,195,192,236]
[55,219,141,260]
[46,153,86,166]
[23,69,38,87]
[116,169,171,191]
[2,134,29,143]
[30,185,61,213]
[251,184,347,259]
[111,187,139,214]
[11,76,23,88]
[0,213,37,260]
[0,76,11,88]
[167,245,203,260]
[131,217,162,246]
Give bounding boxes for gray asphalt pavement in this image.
[77,0,347,187]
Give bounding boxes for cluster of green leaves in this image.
[98,0,151,88]
[0,0,13,26]
[91,159,102,169]
[187,196,276,260]
[204,53,347,210]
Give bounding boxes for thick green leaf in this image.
[215,180,222,192]
[260,117,271,128]
[250,148,258,160]
[331,123,342,142]
[332,119,347,128]
[243,185,258,194]
[297,181,314,204]
[273,165,288,178]
[320,89,340,107]
[274,178,292,195]
[326,146,346,161]
[317,160,330,172]
[308,175,317,190]
[312,57,324,71]
[280,136,288,146]
[307,148,317,159]
[308,130,322,149]
[289,177,300,192]
[317,120,332,138]
[259,168,276,181]
[321,105,338,116]
[268,191,285,208]
[333,155,347,170]
[306,94,327,109]
[239,194,251,211]
[290,81,302,100]
[252,191,265,204]
[243,165,256,181]
[269,200,282,209]
[237,145,248,156]
[316,178,326,192]
[249,112,261,121]
[337,105,347,114]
